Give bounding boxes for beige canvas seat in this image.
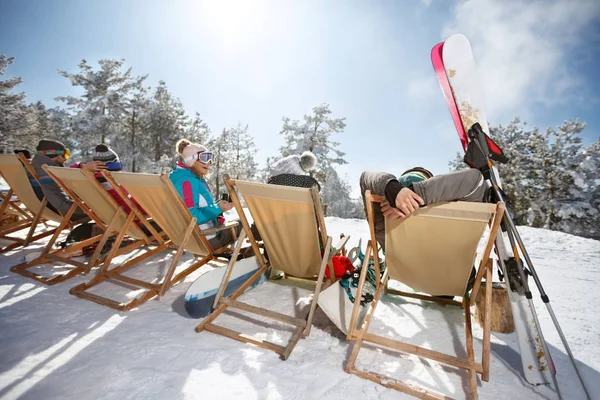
[345,192,504,399]
[10,166,154,286]
[0,154,70,254]
[196,175,348,360]
[71,170,240,311]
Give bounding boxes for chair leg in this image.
[482,261,493,382]
[304,236,333,336]
[464,295,478,398]
[84,209,126,274]
[42,203,78,255]
[159,219,197,296]
[346,243,373,340]
[213,229,247,309]
[195,263,270,332]
[23,198,48,246]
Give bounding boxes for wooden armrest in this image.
[333,234,350,255]
[201,220,239,235]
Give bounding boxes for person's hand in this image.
[81,161,107,174]
[218,200,234,212]
[381,200,405,220]
[394,187,424,218]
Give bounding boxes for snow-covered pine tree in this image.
[227,123,258,181]
[116,86,151,172]
[26,102,74,155]
[0,55,30,150]
[449,118,597,238]
[257,156,276,183]
[320,166,365,219]
[539,119,589,233]
[574,139,600,239]
[279,104,356,216]
[490,118,544,225]
[141,81,186,173]
[56,58,146,156]
[186,112,212,145]
[280,103,347,182]
[207,128,231,199]
[207,124,258,198]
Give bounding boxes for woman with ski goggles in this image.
[170,139,247,254]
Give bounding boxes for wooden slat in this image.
[70,286,129,311]
[347,367,451,400]
[46,253,88,269]
[221,298,306,327]
[386,288,463,308]
[204,323,286,354]
[280,326,305,360]
[104,272,160,291]
[362,332,484,373]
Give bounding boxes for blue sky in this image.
[1,0,599,197]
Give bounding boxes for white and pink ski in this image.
[431,34,555,387]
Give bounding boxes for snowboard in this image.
[184,256,270,319]
[432,34,554,386]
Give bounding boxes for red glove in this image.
[217,215,226,225]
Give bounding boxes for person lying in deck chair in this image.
[171,139,245,254]
[30,139,105,221]
[360,167,486,297]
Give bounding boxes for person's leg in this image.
[208,223,242,251]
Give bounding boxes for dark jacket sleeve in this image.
[412,169,486,205]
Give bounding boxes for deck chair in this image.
[345,192,505,399]
[10,166,156,286]
[0,154,70,254]
[196,175,349,360]
[72,170,240,311]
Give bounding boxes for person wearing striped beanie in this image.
[92,144,120,166]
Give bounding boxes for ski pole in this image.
[496,197,591,400]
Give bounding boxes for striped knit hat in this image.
[399,167,433,187]
[92,144,119,163]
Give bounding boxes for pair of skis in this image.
[431,34,590,399]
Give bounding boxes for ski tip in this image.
[431,42,444,61]
[444,33,472,48]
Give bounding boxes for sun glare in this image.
[192,0,266,49]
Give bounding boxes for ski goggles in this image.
[39,148,70,160]
[184,151,214,164]
[105,161,123,171]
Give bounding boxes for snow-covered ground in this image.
[0,211,598,399]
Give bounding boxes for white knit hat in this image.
[177,139,207,167]
[269,151,318,177]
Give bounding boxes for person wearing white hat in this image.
[169,139,241,250]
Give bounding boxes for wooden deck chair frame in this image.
[196,175,348,360]
[10,165,156,286]
[344,192,505,399]
[0,189,35,223]
[0,154,71,254]
[69,170,240,311]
